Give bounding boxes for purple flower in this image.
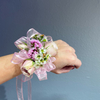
[28,39,43,60]
[30,39,42,49]
[28,48,38,60]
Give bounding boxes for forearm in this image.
[0,54,22,84]
[0,40,81,84]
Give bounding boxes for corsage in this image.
[11,28,58,100]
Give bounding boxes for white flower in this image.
[39,47,47,54]
[21,59,35,77]
[28,67,35,75]
[35,54,43,60]
[43,49,47,53]
[45,42,58,56]
[17,44,28,50]
[43,61,47,64]
[22,60,34,70]
[33,64,40,69]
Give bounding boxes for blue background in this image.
[0,0,100,100]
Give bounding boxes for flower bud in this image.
[21,59,35,77]
[45,42,58,56]
[17,44,28,50]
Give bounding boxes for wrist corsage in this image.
[11,28,58,100]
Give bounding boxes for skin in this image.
[52,40,82,74]
[0,40,82,84]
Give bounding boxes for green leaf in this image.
[40,59,43,61]
[35,34,38,37]
[40,35,44,40]
[32,61,35,66]
[32,43,34,47]
[34,37,37,39]
[26,58,33,61]
[38,38,41,41]
[37,55,41,58]
[44,57,47,61]
[22,42,27,45]
[33,35,38,39]
[43,43,45,47]
[25,48,29,51]
[42,39,47,42]
[47,54,49,58]
[40,65,43,67]
[45,46,49,49]
[41,49,44,53]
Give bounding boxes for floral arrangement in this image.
[11,28,58,100]
[11,28,58,80]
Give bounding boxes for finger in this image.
[61,65,75,73]
[54,65,75,74]
[68,57,82,69]
[56,69,70,74]
[62,52,82,69]
[74,58,82,69]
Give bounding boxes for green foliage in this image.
[22,42,27,45]
[42,39,46,42]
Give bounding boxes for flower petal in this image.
[45,42,58,56]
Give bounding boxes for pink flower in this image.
[28,39,43,60]
[21,60,35,77]
[30,39,42,48]
[45,42,58,56]
[28,48,38,60]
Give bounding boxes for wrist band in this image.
[11,28,58,100]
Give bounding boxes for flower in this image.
[22,59,34,70]
[21,59,35,77]
[45,42,58,56]
[12,28,58,79]
[28,39,43,60]
[33,48,51,68]
[39,47,47,54]
[30,39,42,48]
[32,34,48,42]
[17,44,28,50]
[28,48,38,60]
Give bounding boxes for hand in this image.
[52,40,82,74]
